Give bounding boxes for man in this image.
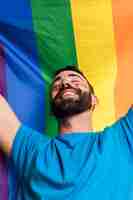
[0,65,133,199]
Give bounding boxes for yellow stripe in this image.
[71,0,117,130]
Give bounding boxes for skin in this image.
[0,95,21,155]
[51,70,97,134]
[52,70,90,100]
[0,70,97,155]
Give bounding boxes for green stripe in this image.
[31,0,77,136]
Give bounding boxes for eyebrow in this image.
[53,73,84,83]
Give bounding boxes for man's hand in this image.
[0,95,21,155]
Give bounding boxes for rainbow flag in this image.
[0,0,133,199]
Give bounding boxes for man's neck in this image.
[59,110,93,135]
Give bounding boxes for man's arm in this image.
[0,94,21,155]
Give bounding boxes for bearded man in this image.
[0,65,133,200]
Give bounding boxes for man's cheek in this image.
[80,85,89,91]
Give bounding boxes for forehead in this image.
[53,70,87,83]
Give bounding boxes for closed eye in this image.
[52,84,60,90]
[71,79,81,84]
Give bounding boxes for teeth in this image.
[62,91,76,97]
[63,90,74,94]
[64,92,74,95]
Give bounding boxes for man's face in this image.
[51,70,92,118]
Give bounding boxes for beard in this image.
[51,87,92,119]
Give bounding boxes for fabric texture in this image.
[11,108,133,200]
[1,1,133,199]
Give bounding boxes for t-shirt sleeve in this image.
[11,124,51,180]
[108,107,133,159]
[97,107,133,154]
[118,107,133,143]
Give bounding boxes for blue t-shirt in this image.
[11,108,133,200]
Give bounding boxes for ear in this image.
[91,94,99,111]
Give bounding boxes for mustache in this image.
[54,85,81,100]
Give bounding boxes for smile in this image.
[61,89,77,97]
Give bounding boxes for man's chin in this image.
[52,100,89,119]
[51,91,92,119]
[54,107,88,119]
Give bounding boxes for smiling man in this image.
[0,65,133,200]
[50,66,97,133]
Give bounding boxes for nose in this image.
[61,77,70,85]
[61,77,71,88]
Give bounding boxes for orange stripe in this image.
[112,0,133,117]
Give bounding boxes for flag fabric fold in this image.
[0,0,133,199]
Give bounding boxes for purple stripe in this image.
[0,44,8,200]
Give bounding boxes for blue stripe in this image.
[0,1,46,199]
[0,0,33,29]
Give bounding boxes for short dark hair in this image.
[53,65,95,94]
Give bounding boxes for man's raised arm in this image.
[0,94,21,155]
